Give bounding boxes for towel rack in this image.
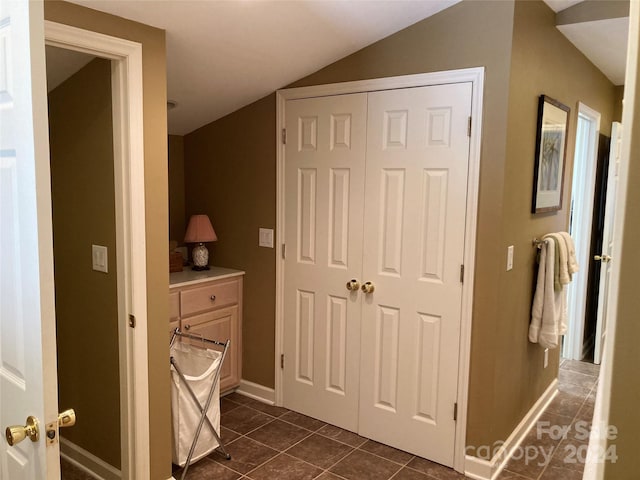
[532,238,545,249]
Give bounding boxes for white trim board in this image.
[44,21,149,480]
[464,380,558,480]
[274,67,485,474]
[234,379,276,405]
[60,437,121,480]
[564,102,601,361]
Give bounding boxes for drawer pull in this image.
[184,324,191,330]
[210,295,216,302]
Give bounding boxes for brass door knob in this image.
[594,254,612,263]
[58,409,76,428]
[346,279,360,291]
[5,416,40,446]
[361,281,375,294]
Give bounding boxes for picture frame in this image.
[532,95,570,213]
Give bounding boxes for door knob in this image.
[5,416,40,446]
[361,281,375,294]
[58,409,76,428]
[346,279,360,291]
[594,254,612,263]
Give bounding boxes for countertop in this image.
[169,266,245,289]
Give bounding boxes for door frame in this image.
[44,21,149,479]
[274,67,484,473]
[564,102,601,361]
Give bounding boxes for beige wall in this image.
[613,85,625,122]
[183,0,622,451]
[49,58,120,469]
[169,135,186,244]
[488,0,616,448]
[185,94,277,385]
[44,2,170,478]
[184,0,516,443]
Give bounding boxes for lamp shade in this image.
[184,214,217,243]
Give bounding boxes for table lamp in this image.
[184,214,217,271]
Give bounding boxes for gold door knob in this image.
[594,254,612,263]
[5,416,40,446]
[361,281,375,294]
[58,409,76,428]
[346,279,360,291]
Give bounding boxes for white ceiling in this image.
[558,17,628,85]
[45,45,95,92]
[56,1,627,135]
[68,0,461,135]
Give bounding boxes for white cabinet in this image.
[170,268,244,392]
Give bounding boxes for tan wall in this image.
[184,0,516,441]
[185,94,277,385]
[613,85,624,122]
[169,135,186,244]
[489,0,617,448]
[604,6,640,477]
[44,2,170,478]
[182,0,619,456]
[49,58,120,469]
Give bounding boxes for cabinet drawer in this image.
[169,292,180,321]
[180,279,238,316]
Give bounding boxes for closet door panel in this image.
[359,83,472,466]
[282,93,367,431]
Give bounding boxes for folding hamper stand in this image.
[170,328,231,480]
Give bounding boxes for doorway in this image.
[564,104,600,361]
[46,47,122,479]
[43,20,150,480]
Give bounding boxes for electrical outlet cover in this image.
[92,245,108,273]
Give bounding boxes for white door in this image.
[594,122,622,365]
[283,83,472,465]
[283,93,368,430]
[0,2,60,479]
[358,84,471,466]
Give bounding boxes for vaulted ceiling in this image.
[48,1,627,135]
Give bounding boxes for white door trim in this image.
[564,102,601,361]
[44,21,149,480]
[274,67,484,473]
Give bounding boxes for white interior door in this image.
[594,122,623,365]
[0,2,60,479]
[283,93,367,430]
[358,84,471,466]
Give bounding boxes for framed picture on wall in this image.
[532,95,570,213]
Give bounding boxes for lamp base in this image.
[191,265,210,271]
[191,243,210,270]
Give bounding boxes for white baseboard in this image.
[60,436,121,480]
[234,379,276,405]
[465,379,558,480]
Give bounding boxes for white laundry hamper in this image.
[170,341,222,467]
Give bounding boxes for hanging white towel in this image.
[559,231,579,278]
[546,233,570,287]
[529,238,565,349]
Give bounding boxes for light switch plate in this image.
[507,245,514,271]
[92,245,108,273]
[259,228,274,248]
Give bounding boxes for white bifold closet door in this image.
[283,82,472,466]
[283,93,368,431]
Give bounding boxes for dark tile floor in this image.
[60,457,94,480]
[169,357,598,480]
[496,358,599,480]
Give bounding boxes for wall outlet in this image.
[259,228,274,248]
[544,348,549,368]
[92,244,108,273]
[507,245,514,271]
